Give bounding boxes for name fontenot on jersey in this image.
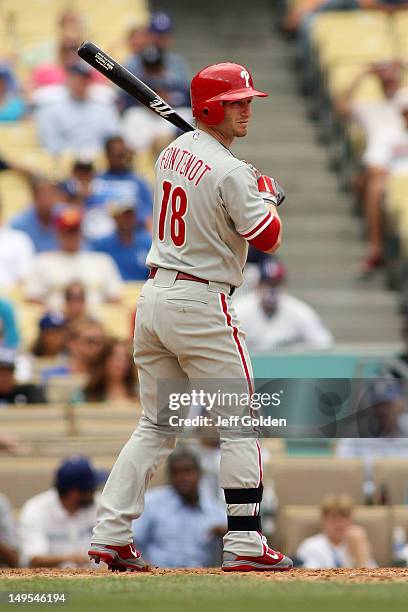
[159,142,212,187]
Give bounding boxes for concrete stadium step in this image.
[281,202,351,217]
[295,289,397,308]
[280,242,366,262]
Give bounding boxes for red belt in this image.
[148,267,235,296]
[148,267,209,285]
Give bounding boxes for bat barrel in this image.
[77,41,194,133]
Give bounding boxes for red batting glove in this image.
[257,175,286,207]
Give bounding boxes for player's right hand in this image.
[257,175,286,207]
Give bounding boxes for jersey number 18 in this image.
[158,180,188,247]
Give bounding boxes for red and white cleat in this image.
[88,543,149,572]
[222,541,293,572]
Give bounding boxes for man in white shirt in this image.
[25,205,123,310]
[19,455,107,568]
[34,63,119,156]
[296,494,376,568]
[234,258,333,352]
[0,206,34,289]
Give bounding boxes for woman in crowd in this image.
[81,337,137,402]
[31,312,67,358]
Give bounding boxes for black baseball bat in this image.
[77,41,194,133]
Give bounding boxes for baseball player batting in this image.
[88,62,292,572]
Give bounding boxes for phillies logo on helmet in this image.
[241,70,250,87]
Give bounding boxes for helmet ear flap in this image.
[199,101,225,126]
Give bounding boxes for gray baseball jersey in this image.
[92,128,280,559]
[146,129,274,287]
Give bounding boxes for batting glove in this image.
[257,175,285,207]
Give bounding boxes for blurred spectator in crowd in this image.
[123,11,190,110]
[0,200,34,290]
[0,65,26,122]
[0,493,18,567]
[0,298,20,348]
[123,21,149,58]
[296,494,376,568]
[88,136,152,237]
[9,175,63,252]
[41,318,105,386]
[25,206,122,309]
[30,36,81,103]
[234,258,333,351]
[78,338,137,402]
[132,450,226,567]
[0,348,46,405]
[19,456,107,568]
[149,11,190,80]
[31,312,67,359]
[122,45,191,154]
[63,282,88,324]
[21,9,86,71]
[59,157,96,208]
[31,37,114,108]
[142,12,189,95]
[337,379,408,465]
[34,64,119,156]
[336,62,405,272]
[90,199,151,281]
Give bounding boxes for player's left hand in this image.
[257,175,286,207]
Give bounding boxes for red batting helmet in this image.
[190,62,268,126]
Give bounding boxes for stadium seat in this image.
[122,282,144,309]
[0,171,32,223]
[281,505,391,567]
[326,63,385,103]
[312,11,390,60]
[373,459,408,505]
[264,457,365,506]
[0,122,39,149]
[73,402,141,437]
[95,303,133,340]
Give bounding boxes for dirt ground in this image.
[2,568,408,583]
